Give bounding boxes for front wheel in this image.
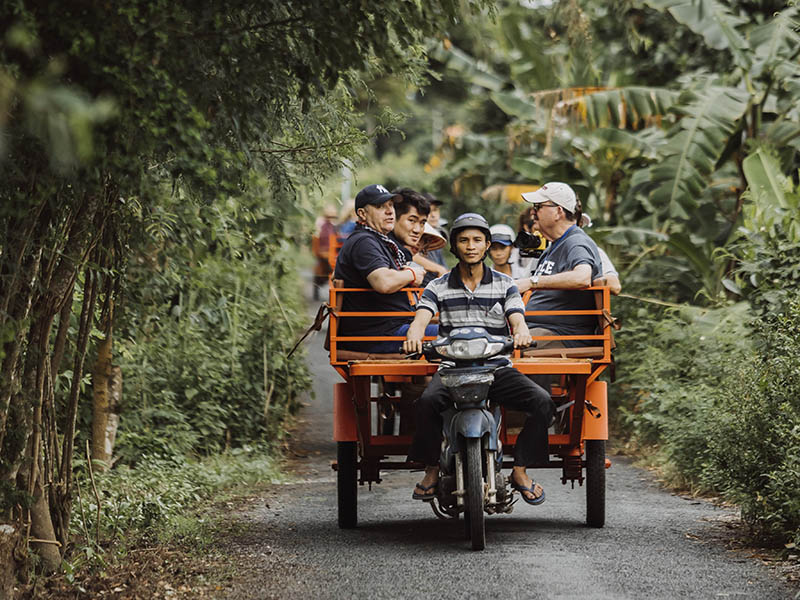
[337,441,358,529]
[464,438,486,550]
[585,440,605,528]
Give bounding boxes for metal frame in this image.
[327,279,614,487]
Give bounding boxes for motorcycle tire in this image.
[585,439,605,528]
[337,441,358,529]
[465,437,486,550]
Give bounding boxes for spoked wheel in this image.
[585,439,606,528]
[337,441,358,529]
[464,438,486,550]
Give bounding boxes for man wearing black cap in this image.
[420,193,448,286]
[333,184,428,352]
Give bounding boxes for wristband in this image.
[403,266,417,285]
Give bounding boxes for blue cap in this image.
[490,224,515,246]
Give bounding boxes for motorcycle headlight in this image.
[438,339,505,360]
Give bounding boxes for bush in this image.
[614,299,800,548]
[701,302,800,547]
[70,447,282,549]
[113,192,312,463]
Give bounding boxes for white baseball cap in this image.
[580,214,592,227]
[521,182,577,213]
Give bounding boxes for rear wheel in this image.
[585,440,606,528]
[337,441,358,529]
[464,438,486,550]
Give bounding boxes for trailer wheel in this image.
[465,438,486,550]
[585,439,605,528]
[337,441,358,529]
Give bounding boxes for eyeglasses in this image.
[532,202,559,213]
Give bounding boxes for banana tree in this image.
[432,0,800,303]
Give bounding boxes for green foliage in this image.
[701,303,800,546]
[735,233,800,316]
[614,295,800,549]
[643,0,749,64]
[69,447,282,552]
[645,83,750,216]
[734,146,800,315]
[423,1,800,305]
[115,181,312,461]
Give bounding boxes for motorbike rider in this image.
[403,213,555,505]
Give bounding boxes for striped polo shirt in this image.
[417,266,525,336]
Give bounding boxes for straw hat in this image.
[420,222,446,252]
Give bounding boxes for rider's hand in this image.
[513,330,532,349]
[403,334,424,355]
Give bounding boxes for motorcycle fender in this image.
[581,380,608,440]
[450,410,497,452]
[333,382,358,442]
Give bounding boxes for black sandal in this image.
[412,482,437,501]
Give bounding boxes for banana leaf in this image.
[647,84,750,216]
[644,0,750,67]
[428,42,507,92]
[748,7,800,77]
[742,147,788,210]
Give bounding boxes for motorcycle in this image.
[416,327,524,551]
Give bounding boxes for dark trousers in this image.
[407,367,555,467]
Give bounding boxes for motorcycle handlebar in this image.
[407,339,535,360]
[404,342,436,361]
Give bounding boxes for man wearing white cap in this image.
[517,182,603,349]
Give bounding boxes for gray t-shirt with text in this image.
[525,225,602,346]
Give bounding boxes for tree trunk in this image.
[91,302,115,472]
[92,363,121,473]
[28,466,61,573]
[0,247,44,455]
[0,522,20,597]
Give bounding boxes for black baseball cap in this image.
[355,184,399,210]
[423,192,444,206]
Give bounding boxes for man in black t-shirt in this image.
[517,182,602,348]
[333,184,429,352]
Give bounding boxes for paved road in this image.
[220,295,796,600]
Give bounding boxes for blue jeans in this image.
[368,323,439,353]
